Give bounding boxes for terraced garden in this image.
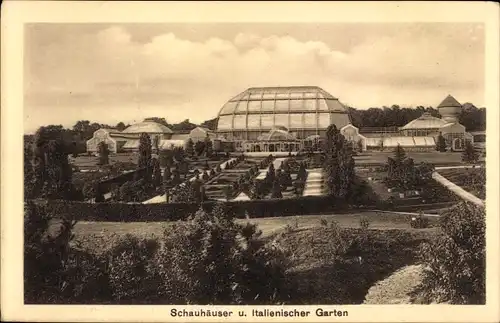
[436,167,485,199]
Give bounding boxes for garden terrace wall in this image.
[34,196,454,222]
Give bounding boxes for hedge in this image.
[32,196,454,223]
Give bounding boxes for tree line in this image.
[347,103,485,131]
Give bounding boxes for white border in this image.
[1,1,499,322]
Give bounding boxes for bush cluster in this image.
[25,202,292,304]
[417,202,485,304]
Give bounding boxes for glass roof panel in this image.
[303,114,317,128]
[318,113,332,128]
[217,115,233,130]
[235,101,248,113]
[239,93,250,100]
[290,114,303,128]
[274,114,290,129]
[304,99,317,111]
[275,100,289,112]
[275,93,289,99]
[249,93,262,100]
[304,92,317,99]
[247,115,260,129]
[289,92,304,99]
[247,100,261,112]
[325,99,345,112]
[289,100,304,111]
[262,93,276,100]
[261,114,274,127]
[220,102,238,114]
[233,115,247,128]
[317,99,329,111]
[261,100,275,112]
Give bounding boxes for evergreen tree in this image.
[223,185,233,201]
[31,126,75,199]
[152,136,160,155]
[194,140,205,157]
[462,141,479,164]
[323,125,355,199]
[137,133,152,169]
[151,158,162,187]
[97,142,109,165]
[357,139,364,152]
[393,144,407,164]
[271,179,283,199]
[186,138,195,157]
[172,168,181,186]
[204,135,213,158]
[163,166,171,183]
[436,133,447,152]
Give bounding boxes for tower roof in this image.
[437,95,462,108]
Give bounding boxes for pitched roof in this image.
[437,95,461,108]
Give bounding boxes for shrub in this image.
[24,201,110,304]
[410,212,429,229]
[417,202,485,304]
[106,234,162,303]
[359,216,370,230]
[153,204,291,304]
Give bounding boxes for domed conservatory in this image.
[216,86,352,152]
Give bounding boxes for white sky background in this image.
[24,23,485,133]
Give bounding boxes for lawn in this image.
[71,211,439,252]
[354,151,467,165]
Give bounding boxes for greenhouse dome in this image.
[216,86,351,141]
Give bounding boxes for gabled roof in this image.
[437,95,462,108]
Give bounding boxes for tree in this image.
[137,132,152,168]
[116,122,127,131]
[152,136,160,155]
[151,158,162,187]
[393,144,406,163]
[171,168,181,186]
[462,141,479,164]
[194,140,206,156]
[97,142,110,165]
[223,185,233,201]
[204,135,213,158]
[271,179,283,199]
[436,133,447,152]
[323,125,355,199]
[186,138,195,157]
[418,202,485,304]
[200,117,218,131]
[31,126,76,200]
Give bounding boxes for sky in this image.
[24,23,485,133]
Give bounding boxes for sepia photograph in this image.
[2,1,499,322]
